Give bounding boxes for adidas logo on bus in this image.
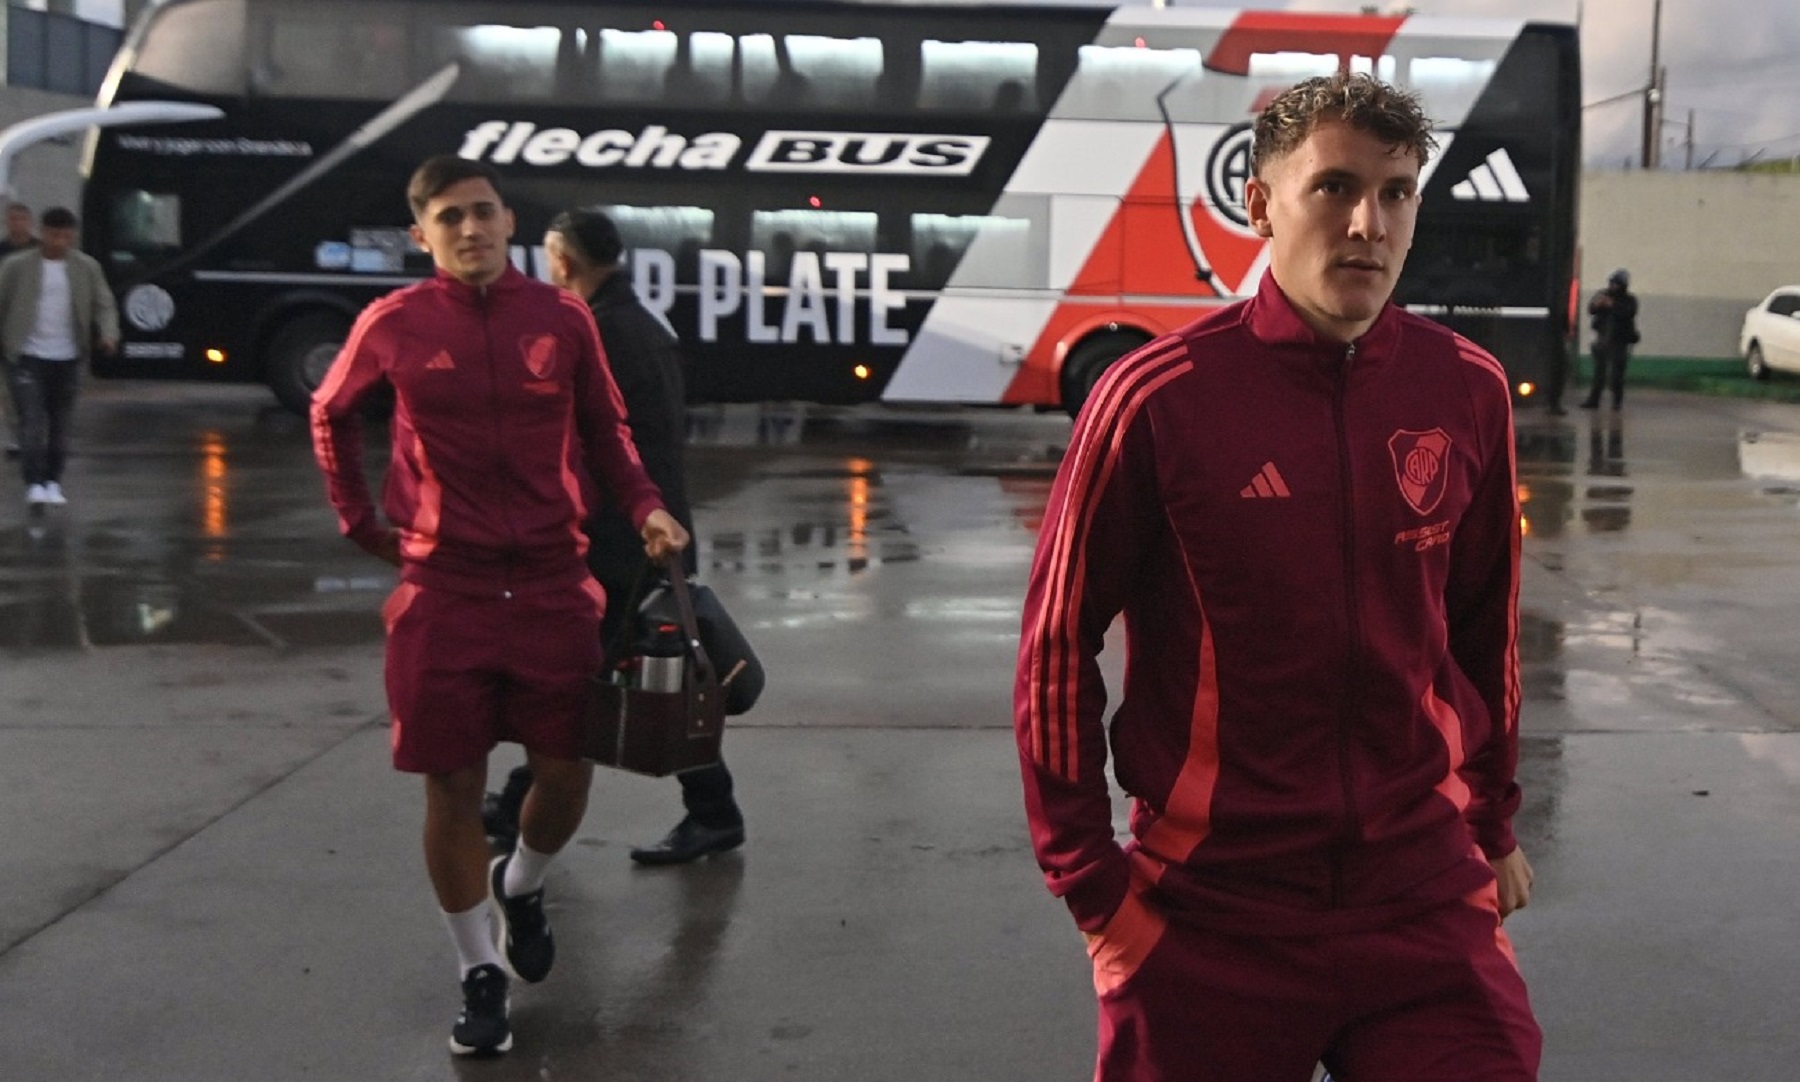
[457,121,740,170]
[1450,149,1530,203]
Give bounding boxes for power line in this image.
[1583,85,1646,111]
[1688,130,1800,153]
[1673,70,1800,92]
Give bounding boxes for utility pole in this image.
[1640,0,1664,169]
[1685,108,1694,170]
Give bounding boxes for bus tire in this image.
[1060,332,1150,418]
[266,312,351,415]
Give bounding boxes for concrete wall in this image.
[0,86,91,214]
[1579,171,1800,361]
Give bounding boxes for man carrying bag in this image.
[486,208,749,866]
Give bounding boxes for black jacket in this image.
[1588,286,1640,349]
[584,271,696,609]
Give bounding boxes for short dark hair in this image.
[39,206,77,230]
[1252,72,1436,177]
[547,209,623,268]
[406,155,502,218]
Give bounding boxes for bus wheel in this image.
[1060,332,1149,418]
[267,313,350,415]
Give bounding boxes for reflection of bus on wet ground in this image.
[84,0,1577,415]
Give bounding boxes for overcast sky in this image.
[58,0,1800,168]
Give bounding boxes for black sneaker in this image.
[449,963,512,1057]
[629,815,746,866]
[490,854,555,983]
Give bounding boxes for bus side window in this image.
[594,27,679,104]
[1064,45,1201,122]
[769,33,882,110]
[663,31,735,105]
[918,204,1046,291]
[436,23,561,102]
[918,38,1039,113]
[552,26,598,100]
[1395,54,1498,123]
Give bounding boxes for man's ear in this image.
[409,222,428,251]
[1245,175,1274,239]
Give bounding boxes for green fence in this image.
[1575,354,1800,402]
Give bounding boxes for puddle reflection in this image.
[0,565,388,651]
[1739,430,1800,505]
[0,405,1068,649]
[1516,415,1635,535]
[1581,415,1633,532]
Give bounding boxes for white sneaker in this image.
[25,483,46,506]
[42,481,66,505]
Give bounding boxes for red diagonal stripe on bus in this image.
[1188,198,1265,298]
[1001,133,1220,405]
[1204,12,1408,75]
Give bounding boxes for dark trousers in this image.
[599,561,742,828]
[8,355,80,485]
[501,758,739,827]
[1583,342,1631,408]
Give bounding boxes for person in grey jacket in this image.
[0,207,118,506]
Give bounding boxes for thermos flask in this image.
[638,621,687,693]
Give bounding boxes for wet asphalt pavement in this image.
[0,382,1796,1080]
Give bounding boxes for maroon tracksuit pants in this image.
[1090,882,1541,1081]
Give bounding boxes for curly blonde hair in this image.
[1252,72,1437,177]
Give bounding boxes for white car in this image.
[1740,286,1800,379]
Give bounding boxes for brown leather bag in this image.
[580,561,725,777]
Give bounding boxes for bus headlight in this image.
[205,348,227,364]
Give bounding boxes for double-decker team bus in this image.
[82,0,1579,415]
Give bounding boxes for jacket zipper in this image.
[1330,339,1365,908]
[478,285,519,599]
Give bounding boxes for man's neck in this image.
[576,265,618,300]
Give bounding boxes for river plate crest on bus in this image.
[1176,120,1268,299]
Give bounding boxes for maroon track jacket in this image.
[1017,271,1523,937]
[312,265,663,598]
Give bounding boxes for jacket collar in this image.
[1243,267,1404,361]
[429,263,528,305]
[587,270,633,310]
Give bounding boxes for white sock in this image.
[503,839,554,898]
[442,902,503,978]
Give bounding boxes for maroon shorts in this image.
[1089,880,1541,1081]
[382,579,605,774]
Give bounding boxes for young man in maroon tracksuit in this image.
[1015,74,1541,1080]
[312,156,687,1057]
